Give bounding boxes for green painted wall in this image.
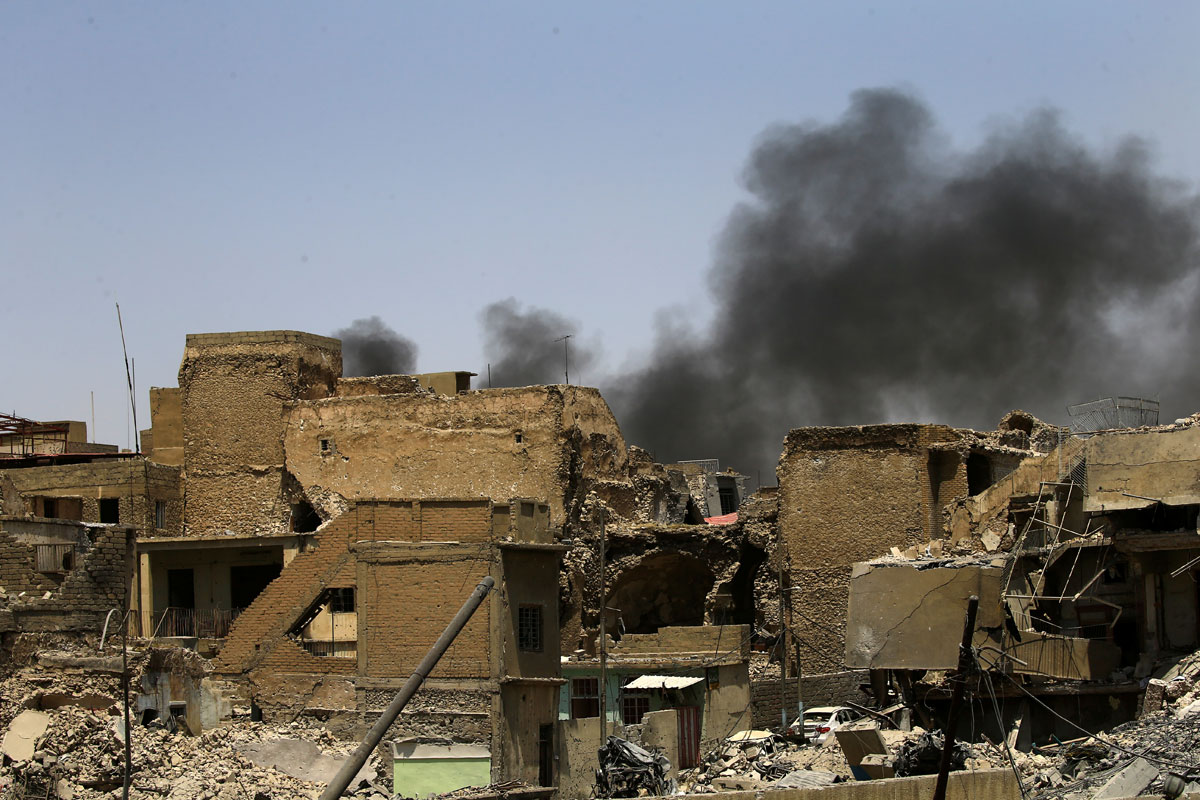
[393,757,491,798]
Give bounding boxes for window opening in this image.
[155,501,166,530]
[328,587,355,613]
[570,677,599,719]
[99,498,120,524]
[518,604,543,651]
[36,544,74,574]
[718,485,738,515]
[620,677,651,725]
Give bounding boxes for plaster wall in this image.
[148,388,183,466]
[778,425,963,673]
[284,386,628,529]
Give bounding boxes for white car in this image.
[794,706,861,743]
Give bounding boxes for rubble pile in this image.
[1,706,388,800]
[675,724,1015,794]
[1015,692,1200,799]
[677,731,850,793]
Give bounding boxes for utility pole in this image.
[320,577,494,800]
[932,595,979,800]
[598,507,608,752]
[554,335,572,385]
[778,555,788,729]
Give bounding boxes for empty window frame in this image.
[620,677,651,725]
[36,544,75,574]
[99,498,120,524]
[327,587,355,614]
[518,604,543,651]
[155,500,166,530]
[570,677,600,719]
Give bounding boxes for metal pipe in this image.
[933,595,978,800]
[598,509,608,752]
[319,576,494,800]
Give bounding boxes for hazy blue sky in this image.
[4,2,1199,449]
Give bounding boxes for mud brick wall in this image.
[179,331,341,538]
[216,500,499,677]
[213,509,357,674]
[360,554,492,680]
[353,500,492,543]
[777,424,963,673]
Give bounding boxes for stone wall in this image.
[283,385,629,532]
[1,460,182,534]
[0,518,134,632]
[178,331,341,538]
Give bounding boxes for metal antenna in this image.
[554,334,572,385]
[116,303,139,452]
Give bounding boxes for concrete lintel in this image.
[353,541,494,562]
[357,677,498,692]
[496,542,568,553]
[137,534,300,551]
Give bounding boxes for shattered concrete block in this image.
[981,531,1001,552]
[1092,757,1158,800]
[1142,679,1168,717]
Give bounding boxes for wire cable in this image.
[991,667,1200,773]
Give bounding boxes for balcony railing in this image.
[151,607,242,639]
[299,639,357,658]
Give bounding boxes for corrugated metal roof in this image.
[624,675,704,690]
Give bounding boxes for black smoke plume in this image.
[334,316,418,376]
[480,299,598,387]
[607,88,1200,480]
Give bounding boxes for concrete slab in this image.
[2,710,51,762]
[239,738,374,787]
[1093,757,1158,800]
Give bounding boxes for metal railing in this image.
[150,607,242,639]
[300,639,357,658]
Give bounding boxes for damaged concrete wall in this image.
[845,560,1003,670]
[1084,425,1200,512]
[179,331,341,538]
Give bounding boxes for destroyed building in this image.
[11,327,1200,799]
[0,329,777,798]
[843,404,1200,749]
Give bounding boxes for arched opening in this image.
[607,554,713,634]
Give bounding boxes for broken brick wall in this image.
[178,331,341,538]
[0,519,134,633]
